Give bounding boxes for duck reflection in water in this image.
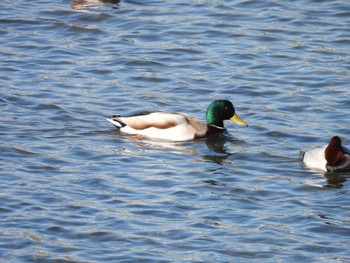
[72,0,120,10]
[200,133,242,165]
[323,173,348,189]
[112,128,243,166]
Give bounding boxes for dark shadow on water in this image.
[99,0,120,3]
[109,128,244,166]
[323,173,349,189]
[200,133,240,165]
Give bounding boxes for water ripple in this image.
[1,0,350,262]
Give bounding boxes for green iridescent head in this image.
[206,100,248,128]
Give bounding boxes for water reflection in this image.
[111,130,242,165]
[323,173,349,189]
[72,0,120,10]
[201,134,239,165]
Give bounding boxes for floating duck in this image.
[107,100,248,141]
[301,136,350,172]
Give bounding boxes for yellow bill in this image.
[230,113,248,127]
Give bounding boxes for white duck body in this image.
[302,145,327,172]
[107,100,248,141]
[107,112,207,141]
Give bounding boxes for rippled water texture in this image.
[1,0,350,262]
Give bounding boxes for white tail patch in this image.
[302,146,327,171]
[106,118,123,128]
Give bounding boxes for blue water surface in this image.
[1,0,350,262]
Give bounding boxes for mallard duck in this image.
[300,136,350,172]
[107,99,248,141]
